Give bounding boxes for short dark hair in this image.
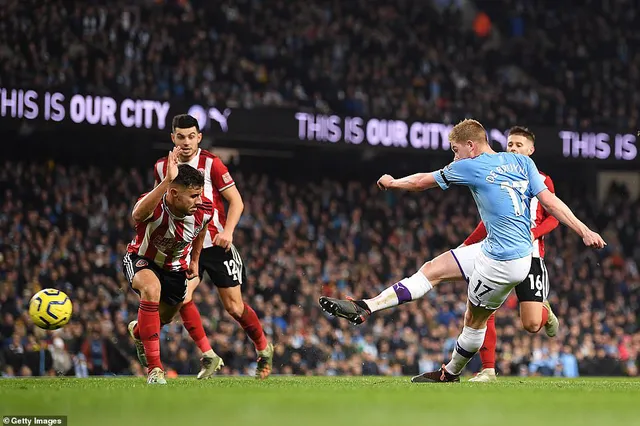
[508,126,535,144]
[173,164,204,188]
[172,114,200,133]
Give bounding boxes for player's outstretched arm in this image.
[536,189,606,248]
[377,173,439,192]
[132,148,179,222]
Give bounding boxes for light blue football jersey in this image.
[432,152,548,261]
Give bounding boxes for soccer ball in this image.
[28,288,73,330]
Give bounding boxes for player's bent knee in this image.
[519,302,544,333]
[522,319,543,333]
[132,270,161,302]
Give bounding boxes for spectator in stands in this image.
[1,0,637,128]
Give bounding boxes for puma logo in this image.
[187,105,232,132]
[209,107,231,132]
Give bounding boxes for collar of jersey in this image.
[162,194,186,221]
[178,149,201,166]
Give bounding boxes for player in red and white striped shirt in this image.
[153,114,273,379]
[463,126,560,382]
[123,151,216,384]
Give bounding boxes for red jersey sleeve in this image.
[531,174,559,240]
[464,221,487,245]
[153,158,169,187]
[210,157,235,192]
[542,174,555,194]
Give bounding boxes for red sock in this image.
[133,320,168,340]
[237,303,268,351]
[540,304,549,329]
[479,313,496,370]
[180,301,212,353]
[138,301,162,373]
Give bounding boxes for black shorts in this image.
[514,257,550,303]
[122,252,188,306]
[198,245,246,288]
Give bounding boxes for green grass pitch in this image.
[1,377,639,426]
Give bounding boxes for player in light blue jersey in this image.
[319,119,606,383]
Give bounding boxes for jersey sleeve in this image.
[531,174,559,240]
[154,158,167,187]
[431,159,476,190]
[211,157,236,192]
[543,174,556,194]
[525,157,547,197]
[201,199,214,224]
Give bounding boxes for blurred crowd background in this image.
[1,0,639,378]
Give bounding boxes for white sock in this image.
[364,271,433,313]
[445,326,487,375]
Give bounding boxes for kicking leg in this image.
[320,248,468,324]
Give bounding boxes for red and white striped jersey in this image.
[154,149,234,249]
[127,195,214,272]
[464,171,559,258]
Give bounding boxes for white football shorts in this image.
[450,243,532,310]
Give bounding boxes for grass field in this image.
[1,376,639,426]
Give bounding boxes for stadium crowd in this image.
[0,161,638,378]
[1,0,638,129]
